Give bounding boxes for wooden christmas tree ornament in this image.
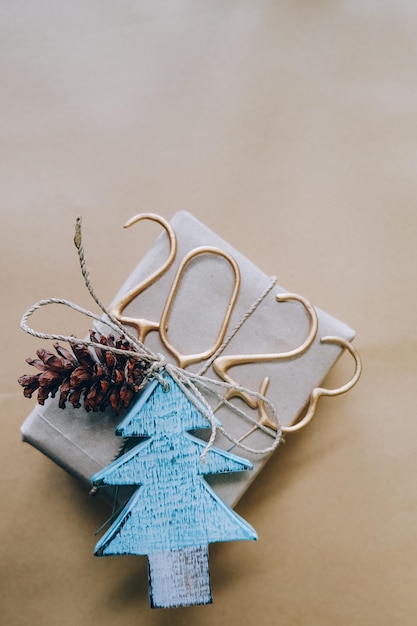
[92,371,257,608]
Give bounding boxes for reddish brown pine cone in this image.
[18,332,148,414]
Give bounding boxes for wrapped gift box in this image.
[21,212,355,508]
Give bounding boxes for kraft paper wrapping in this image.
[21,212,355,507]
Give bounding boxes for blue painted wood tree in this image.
[92,370,257,608]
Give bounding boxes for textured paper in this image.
[21,211,355,507]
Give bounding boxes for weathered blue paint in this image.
[114,374,219,437]
[92,370,257,607]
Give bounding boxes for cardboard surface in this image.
[1,2,417,625]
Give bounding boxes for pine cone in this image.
[18,332,148,415]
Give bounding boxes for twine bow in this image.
[21,217,282,461]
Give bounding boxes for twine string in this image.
[21,217,283,459]
[74,217,155,359]
[196,276,278,377]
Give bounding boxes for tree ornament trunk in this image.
[148,546,212,608]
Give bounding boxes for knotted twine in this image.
[21,217,282,461]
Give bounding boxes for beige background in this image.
[1,2,416,625]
